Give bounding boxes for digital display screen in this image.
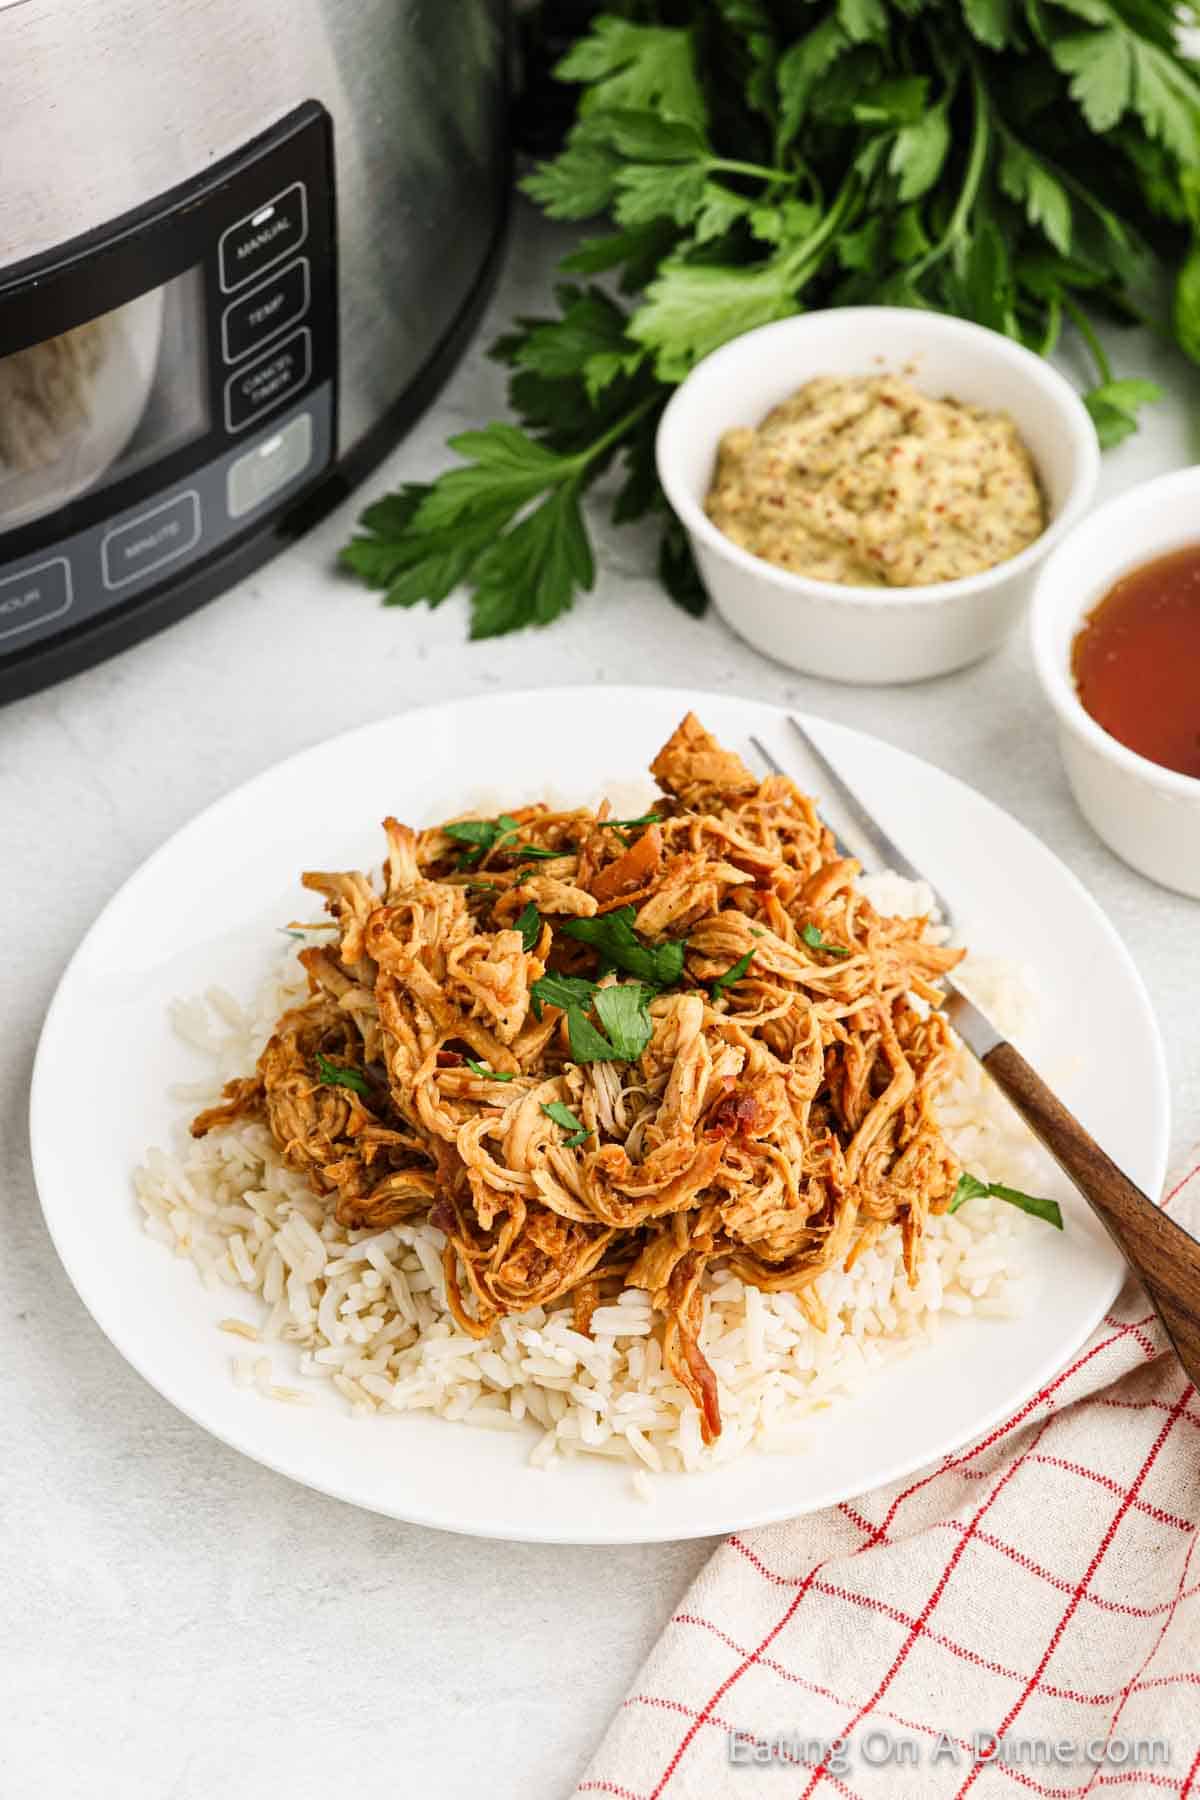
[0,268,209,536]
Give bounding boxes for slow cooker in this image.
[0,0,509,701]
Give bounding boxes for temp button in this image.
[222,258,310,365]
[227,412,314,519]
[102,491,201,590]
[0,556,72,642]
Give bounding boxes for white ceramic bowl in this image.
[1031,467,1200,899]
[655,307,1100,684]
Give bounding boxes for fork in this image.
[751,716,1200,1391]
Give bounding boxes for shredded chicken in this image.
[193,715,966,1442]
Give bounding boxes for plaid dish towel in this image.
[577,1153,1200,1800]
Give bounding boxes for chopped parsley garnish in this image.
[515,901,541,952]
[443,815,567,869]
[531,971,598,1018]
[710,949,755,1001]
[593,983,655,1060]
[315,1054,370,1097]
[950,1173,1064,1230]
[466,1058,516,1082]
[561,905,686,987]
[530,909,679,1065]
[566,1007,626,1063]
[531,971,656,1065]
[541,1100,591,1148]
[801,923,852,960]
[444,813,521,866]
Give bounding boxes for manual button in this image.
[219,182,308,293]
[224,327,311,433]
[222,258,309,365]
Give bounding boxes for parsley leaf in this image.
[532,967,654,1064]
[561,906,686,987]
[522,137,621,219]
[1052,29,1133,132]
[315,1054,370,1097]
[541,1099,592,1148]
[593,983,655,1060]
[465,1059,516,1082]
[962,0,1013,51]
[630,255,802,383]
[950,1172,1064,1229]
[711,949,755,1000]
[889,106,951,204]
[801,922,852,959]
[999,139,1073,256]
[469,481,595,639]
[557,18,707,130]
[1084,378,1163,448]
[530,971,598,1019]
[566,1007,625,1062]
[515,902,541,952]
[444,814,520,849]
[511,843,562,861]
[443,813,521,867]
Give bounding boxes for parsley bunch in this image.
[341,0,1200,638]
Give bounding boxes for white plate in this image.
[30,688,1169,1544]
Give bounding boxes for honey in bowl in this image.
[1072,545,1200,779]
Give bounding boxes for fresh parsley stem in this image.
[909,54,990,281]
[706,155,791,184]
[780,171,861,285]
[564,392,660,476]
[945,57,990,244]
[1062,293,1113,387]
[1037,293,1062,359]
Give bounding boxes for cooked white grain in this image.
[135,877,1061,1483]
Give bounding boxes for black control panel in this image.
[0,103,337,679]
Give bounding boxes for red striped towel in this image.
[577,1154,1200,1800]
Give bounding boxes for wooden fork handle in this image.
[982,1040,1200,1392]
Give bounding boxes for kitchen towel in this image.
[577,1150,1200,1800]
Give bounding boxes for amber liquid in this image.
[1072,545,1200,779]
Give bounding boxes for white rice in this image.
[134,880,1058,1484]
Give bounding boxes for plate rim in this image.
[29,685,1171,1542]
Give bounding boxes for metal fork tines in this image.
[751,718,1003,1055]
[751,717,956,936]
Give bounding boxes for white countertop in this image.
[3,206,1199,1799]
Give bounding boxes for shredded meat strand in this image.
[192,713,966,1438]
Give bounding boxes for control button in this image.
[227,412,314,519]
[0,556,72,643]
[101,491,201,590]
[221,257,310,365]
[219,182,308,293]
[224,328,311,433]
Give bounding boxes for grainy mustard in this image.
[704,374,1046,587]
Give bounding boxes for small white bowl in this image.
[1031,467,1200,899]
[655,307,1100,684]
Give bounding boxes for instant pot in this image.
[0,0,509,701]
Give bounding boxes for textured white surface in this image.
[2,205,1199,1798]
